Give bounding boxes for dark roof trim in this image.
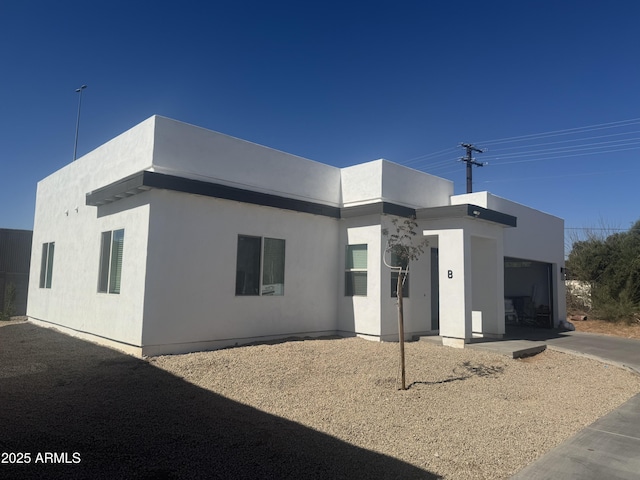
[416,204,517,227]
[85,172,151,206]
[340,202,416,218]
[86,171,516,226]
[87,171,342,218]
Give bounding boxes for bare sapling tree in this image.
[382,216,428,390]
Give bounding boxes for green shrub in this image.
[567,219,640,322]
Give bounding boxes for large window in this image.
[98,229,124,294]
[345,244,367,296]
[390,252,409,298]
[235,235,285,296]
[39,242,55,288]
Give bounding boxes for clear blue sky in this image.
[2,1,639,250]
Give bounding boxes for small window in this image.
[390,251,409,298]
[98,229,124,294]
[235,235,285,296]
[345,244,367,296]
[39,242,55,288]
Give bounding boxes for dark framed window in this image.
[235,235,285,296]
[39,242,55,288]
[345,244,367,296]
[98,229,124,294]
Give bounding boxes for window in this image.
[39,242,55,288]
[235,235,285,296]
[390,252,409,298]
[98,229,124,294]
[345,244,367,296]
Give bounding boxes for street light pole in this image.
[73,85,87,161]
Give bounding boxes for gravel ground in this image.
[150,336,640,479]
[2,321,640,479]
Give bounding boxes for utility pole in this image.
[460,143,486,193]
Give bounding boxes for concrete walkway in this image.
[511,392,640,479]
[424,327,640,479]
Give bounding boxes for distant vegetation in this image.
[1,282,17,321]
[566,220,640,322]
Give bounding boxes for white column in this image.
[434,229,472,347]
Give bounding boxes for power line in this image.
[484,138,640,160]
[487,145,640,166]
[479,168,638,184]
[402,146,459,165]
[478,117,640,146]
[399,117,640,171]
[460,143,486,193]
[416,141,640,174]
[485,129,640,153]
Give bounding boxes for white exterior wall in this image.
[151,116,342,207]
[380,161,453,208]
[452,192,566,324]
[379,215,435,341]
[422,216,507,345]
[27,118,157,350]
[452,192,564,263]
[141,190,340,355]
[341,159,453,208]
[340,162,384,207]
[28,115,567,356]
[337,217,382,338]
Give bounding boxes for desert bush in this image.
[566,219,640,322]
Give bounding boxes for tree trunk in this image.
[397,270,406,390]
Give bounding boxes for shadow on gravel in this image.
[407,362,504,390]
[0,323,440,479]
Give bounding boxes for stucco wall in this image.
[340,160,453,209]
[151,116,342,207]
[27,117,156,347]
[337,216,382,337]
[340,161,384,207]
[140,190,340,353]
[421,216,510,342]
[452,192,566,324]
[451,192,564,263]
[337,214,436,342]
[381,161,453,209]
[379,215,434,340]
[28,115,568,355]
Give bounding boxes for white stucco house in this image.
[27,116,566,356]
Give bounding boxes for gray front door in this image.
[430,248,439,330]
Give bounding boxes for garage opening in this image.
[504,257,553,328]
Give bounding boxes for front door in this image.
[430,248,439,330]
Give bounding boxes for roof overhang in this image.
[416,204,517,227]
[86,170,342,218]
[86,171,517,227]
[85,172,152,206]
[340,202,415,218]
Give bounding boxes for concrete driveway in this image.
[507,327,640,479]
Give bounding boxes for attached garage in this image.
[504,257,553,328]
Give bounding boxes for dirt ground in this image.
[568,313,640,339]
[1,321,437,480]
[2,317,640,479]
